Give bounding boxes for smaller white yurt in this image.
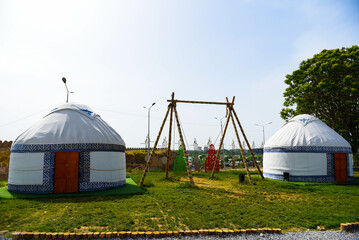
[8,103,126,194]
[263,114,353,182]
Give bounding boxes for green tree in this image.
[281,45,359,151]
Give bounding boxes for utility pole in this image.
[254,122,272,146]
[144,102,156,158]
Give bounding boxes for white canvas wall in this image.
[263,152,327,176]
[90,152,126,182]
[8,153,44,185]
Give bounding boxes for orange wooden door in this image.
[54,152,79,193]
[334,153,347,182]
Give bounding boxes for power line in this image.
[213,129,222,145]
[0,102,63,128]
[95,106,219,127]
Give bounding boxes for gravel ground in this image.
[158,231,359,240]
[1,231,359,240]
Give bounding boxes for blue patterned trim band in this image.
[7,180,126,194]
[264,146,352,153]
[79,180,126,192]
[7,184,53,194]
[264,172,335,182]
[11,143,126,153]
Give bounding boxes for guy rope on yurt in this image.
[139,92,264,187]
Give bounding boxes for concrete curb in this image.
[11,228,282,239]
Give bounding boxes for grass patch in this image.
[0,170,358,232]
[178,182,198,189]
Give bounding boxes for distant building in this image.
[193,138,199,151]
[207,138,212,147]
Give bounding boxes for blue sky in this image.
[0,0,358,149]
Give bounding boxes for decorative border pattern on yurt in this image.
[7,153,55,194]
[11,143,125,153]
[264,146,352,153]
[326,153,334,177]
[263,172,334,182]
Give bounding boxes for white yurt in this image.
[263,114,353,182]
[8,103,126,194]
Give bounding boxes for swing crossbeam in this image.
[139,92,263,187]
[167,99,231,105]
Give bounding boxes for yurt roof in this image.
[13,102,125,146]
[264,114,351,149]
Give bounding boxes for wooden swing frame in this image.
[139,92,263,187]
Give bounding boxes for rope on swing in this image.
[213,129,222,146]
[176,111,190,149]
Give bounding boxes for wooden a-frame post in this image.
[223,98,264,179]
[165,93,174,178]
[231,105,264,179]
[140,92,195,186]
[210,97,234,178]
[226,98,253,184]
[210,96,264,182]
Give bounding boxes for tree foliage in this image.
[281,45,359,151]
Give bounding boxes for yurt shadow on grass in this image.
[7,103,130,195]
[263,114,354,183]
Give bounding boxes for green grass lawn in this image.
[0,170,358,233]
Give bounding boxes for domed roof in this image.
[13,102,125,146]
[264,114,350,149]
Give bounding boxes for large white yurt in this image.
[8,103,126,194]
[263,114,353,182]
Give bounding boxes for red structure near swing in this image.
[205,144,219,172]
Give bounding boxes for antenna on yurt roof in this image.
[62,77,74,103]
